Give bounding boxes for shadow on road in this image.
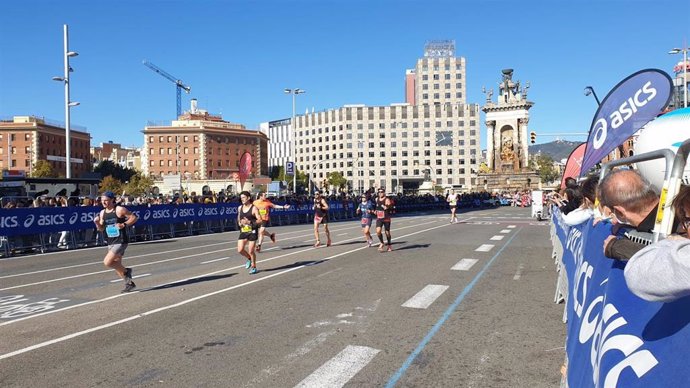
[393,243,431,251]
[143,274,237,292]
[261,260,326,273]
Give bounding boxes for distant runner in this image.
[375,188,394,252]
[446,191,459,224]
[356,193,375,246]
[237,191,261,274]
[313,191,332,247]
[253,191,290,252]
[93,191,139,292]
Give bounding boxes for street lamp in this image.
[52,24,79,179]
[669,46,688,108]
[284,88,306,194]
[583,86,601,106]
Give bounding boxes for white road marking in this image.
[201,257,230,264]
[337,233,348,236]
[475,244,494,252]
[507,225,516,228]
[109,273,151,283]
[500,229,511,233]
[513,263,525,280]
[302,239,314,243]
[294,345,380,388]
[401,285,449,309]
[451,259,478,271]
[490,235,504,241]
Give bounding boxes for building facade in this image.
[293,41,481,194]
[0,116,91,177]
[143,102,269,181]
[260,118,291,172]
[91,141,142,171]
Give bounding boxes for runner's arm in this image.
[117,206,138,228]
[321,199,329,211]
[94,210,105,231]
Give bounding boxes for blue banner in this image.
[553,210,690,387]
[580,69,673,176]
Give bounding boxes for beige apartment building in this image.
[0,116,91,177]
[143,101,269,181]
[294,41,481,193]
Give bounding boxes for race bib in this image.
[376,210,385,218]
[361,218,369,225]
[106,224,120,238]
[259,209,267,216]
[240,225,252,233]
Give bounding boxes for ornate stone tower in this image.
[479,69,540,191]
[482,69,533,172]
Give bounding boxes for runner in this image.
[374,188,394,252]
[356,193,375,246]
[446,190,459,223]
[253,191,290,252]
[313,191,332,247]
[237,191,261,274]
[93,191,139,293]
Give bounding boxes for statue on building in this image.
[500,137,516,162]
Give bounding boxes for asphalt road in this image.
[0,206,564,387]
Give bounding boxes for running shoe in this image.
[249,267,258,275]
[387,245,393,252]
[326,240,332,247]
[245,259,251,269]
[368,240,373,247]
[121,281,136,293]
[378,243,385,252]
[314,241,321,248]
[270,233,276,243]
[256,244,262,253]
[124,267,133,282]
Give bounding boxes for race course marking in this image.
[294,345,380,388]
[401,285,449,309]
[451,259,478,271]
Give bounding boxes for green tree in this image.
[99,175,123,194]
[31,160,57,177]
[327,171,348,191]
[94,160,137,182]
[296,169,308,193]
[123,174,155,196]
[531,154,559,183]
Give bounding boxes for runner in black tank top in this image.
[312,191,332,247]
[93,191,139,293]
[237,191,261,274]
[375,188,393,252]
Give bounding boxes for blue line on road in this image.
[385,228,522,388]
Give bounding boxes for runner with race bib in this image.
[375,188,394,252]
[313,191,332,247]
[237,191,261,274]
[253,191,290,252]
[356,193,375,247]
[446,191,459,224]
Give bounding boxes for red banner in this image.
[239,152,252,190]
[561,143,586,189]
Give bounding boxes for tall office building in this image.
[260,118,292,173]
[292,40,481,194]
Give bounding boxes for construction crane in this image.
[142,60,191,118]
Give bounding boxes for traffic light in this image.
[530,131,536,144]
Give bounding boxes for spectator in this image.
[599,169,662,260]
[562,175,599,226]
[624,185,690,302]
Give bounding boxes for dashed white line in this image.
[294,345,380,388]
[513,263,525,280]
[451,259,478,271]
[401,285,449,309]
[489,235,504,241]
[500,229,511,234]
[475,244,494,252]
[337,233,348,236]
[507,225,516,229]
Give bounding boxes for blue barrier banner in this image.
[0,202,351,237]
[552,210,690,387]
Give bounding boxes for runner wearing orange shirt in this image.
[254,191,290,252]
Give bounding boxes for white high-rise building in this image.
[267,41,482,194]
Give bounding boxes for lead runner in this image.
[374,188,394,252]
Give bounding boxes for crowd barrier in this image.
[0,199,470,257]
[551,208,690,388]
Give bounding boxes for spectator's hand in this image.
[603,235,616,255]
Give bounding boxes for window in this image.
[149,148,154,155]
[445,74,451,79]
[149,136,154,143]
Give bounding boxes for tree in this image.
[94,160,137,182]
[99,175,123,194]
[124,174,155,196]
[327,171,348,191]
[31,160,57,177]
[531,154,559,184]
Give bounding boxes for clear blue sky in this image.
[1,0,687,149]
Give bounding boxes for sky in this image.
[1,0,687,149]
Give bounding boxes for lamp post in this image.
[583,86,601,106]
[284,88,305,194]
[52,24,79,179]
[670,45,688,108]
